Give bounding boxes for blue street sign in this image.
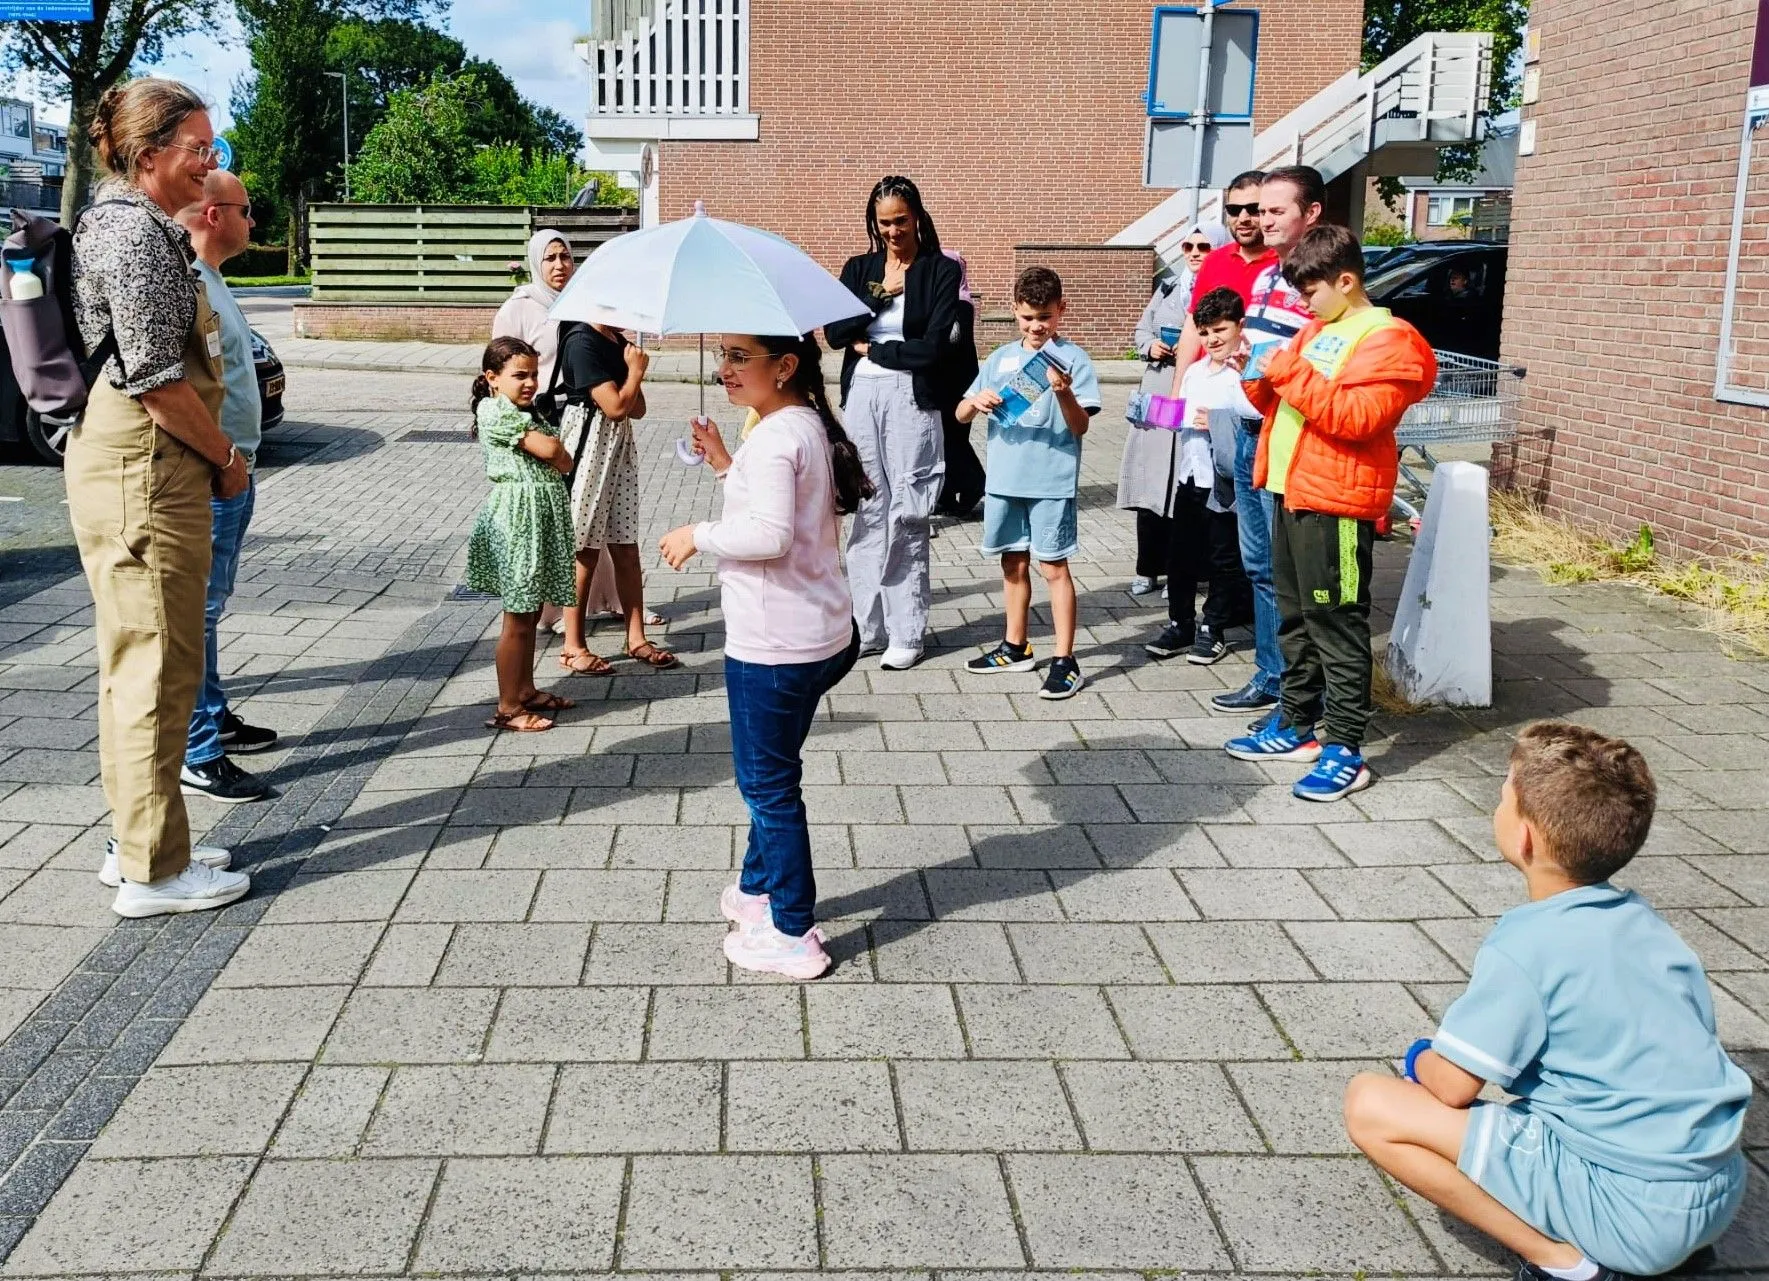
[0,1,95,17]
[211,136,233,171]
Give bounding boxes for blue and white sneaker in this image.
[1224,721,1321,762]
[1246,707,1283,734]
[1292,744,1374,801]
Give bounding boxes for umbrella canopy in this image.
[550,200,869,337]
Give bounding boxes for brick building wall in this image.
[1503,0,1769,549]
[658,0,1363,329]
[293,304,503,343]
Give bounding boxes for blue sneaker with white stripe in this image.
[1293,744,1374,801]
[1223,721,1321,762]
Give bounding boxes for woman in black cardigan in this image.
[824,175,963,671]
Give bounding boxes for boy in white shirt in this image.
[1143,286,1257,664]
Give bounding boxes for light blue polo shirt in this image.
[1435,883,1751,1181]
[195,261,263,458]
[968,336,1101,500]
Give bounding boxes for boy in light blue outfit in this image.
[1345,721,1750,1281]
[955,266,1101,700]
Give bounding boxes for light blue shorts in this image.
[1459,1100,1747,1275]
[981,495,1079,563]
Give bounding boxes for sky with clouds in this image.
[19,0,589,134]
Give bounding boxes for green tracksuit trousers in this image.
[1272,504,1376,749]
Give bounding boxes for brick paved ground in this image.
[1,371,1768,1275]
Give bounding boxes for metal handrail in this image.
[1111,31,1494,265]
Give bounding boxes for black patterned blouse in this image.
[71,182,198,398]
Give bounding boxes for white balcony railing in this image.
[582,0,757,140]
[1113,31,1494,268]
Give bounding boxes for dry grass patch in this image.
[1489,492,1769,658]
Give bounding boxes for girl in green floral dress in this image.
[466,337,579,732]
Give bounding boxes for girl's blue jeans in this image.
[727,625,860,936]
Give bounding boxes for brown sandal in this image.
[523,691,576,713]
[559,649,613,675]
[625,640,680,670]
[486,709,553,732]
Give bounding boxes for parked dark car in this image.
[0,326,285,465]
[1365,243,1507,360]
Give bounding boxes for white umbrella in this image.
[551,199,867,336]
[549,201,870,417]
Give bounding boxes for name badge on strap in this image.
[205,320,223,360]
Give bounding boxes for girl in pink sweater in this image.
[659,332,872,979]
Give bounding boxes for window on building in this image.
[0,104,31,140]
[1426,195,1475,227]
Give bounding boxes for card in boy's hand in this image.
[993,349,1069,426]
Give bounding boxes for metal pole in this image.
[1188,0,1216,224]
[325,72,350,202]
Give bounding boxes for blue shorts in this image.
[1459,1101,1746,1275]
[981,495,1079,563]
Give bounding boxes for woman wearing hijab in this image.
[495,230,576,387]
[1116,220,1231,595]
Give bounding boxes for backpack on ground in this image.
[0,208,118,418]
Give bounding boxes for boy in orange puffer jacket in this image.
[1224,224,1436,801]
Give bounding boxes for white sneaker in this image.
[879,645,923,671]
[99,837,232,888]
[112,860,250,919]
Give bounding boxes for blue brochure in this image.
[994,348,1068,426]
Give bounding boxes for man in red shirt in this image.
[1172,170,1272,372]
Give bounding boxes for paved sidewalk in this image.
[1,380,1768,1275]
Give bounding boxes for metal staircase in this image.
[1111,31,1494,268]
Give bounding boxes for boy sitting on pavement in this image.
[1142,285,1256,666]
[957,266,1101,700]
[1223,223,1436,801]
[1345,721,1750,1281]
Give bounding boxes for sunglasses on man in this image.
[1223,202,1262,217]
[1181,240,1213,253]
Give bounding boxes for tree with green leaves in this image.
[1363,0,1527,184]
[1,0,223,222]
[230,0,433,271]
[346,70,479,203]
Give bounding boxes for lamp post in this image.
[324,70,350,201]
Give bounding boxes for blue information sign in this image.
[211,137,233,171]
[0,0,95,18]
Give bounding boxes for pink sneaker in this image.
[720,884,771,928]
[723,923,831,980]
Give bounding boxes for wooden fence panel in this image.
[310,204,639,303]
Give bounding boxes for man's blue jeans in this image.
[1233,426,1282,696]
[186,477,255,768]
[728,627,860,936]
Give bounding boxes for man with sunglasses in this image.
[171,169,278,806]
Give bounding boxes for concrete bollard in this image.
[1386,460,1493,707]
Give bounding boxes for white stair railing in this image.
[1112,30,1493,267]
[588,0,749,119]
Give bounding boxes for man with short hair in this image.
[1208,164,1325,717]
[1170,170,1271,374]
[174,170,277,804]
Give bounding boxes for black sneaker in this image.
[218,710,279,754]
[1186,625,1229,665]
[1212,679,1280,713]
[967,639,1036,674]
[1039,656,1086,700]
[1143,621,1194,660]
[180,757,271,804]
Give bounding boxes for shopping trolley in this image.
[1391,352,1527,525]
